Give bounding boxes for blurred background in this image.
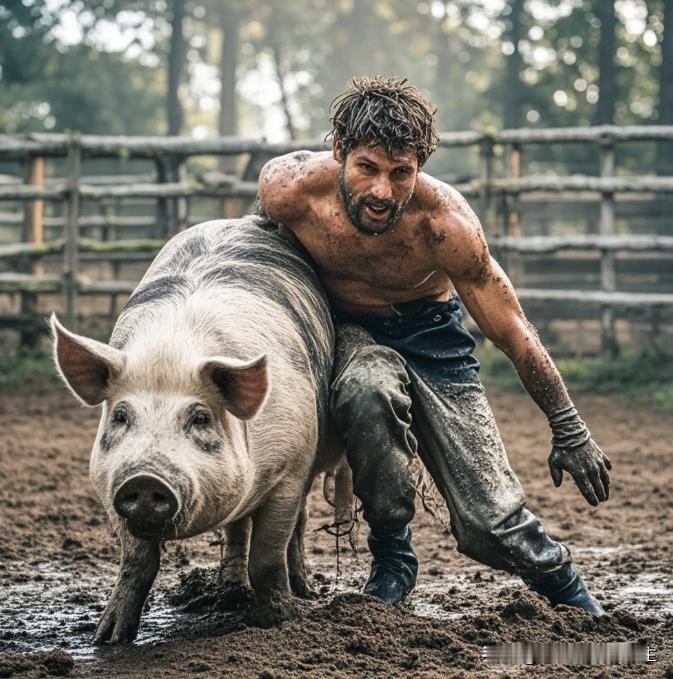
[2,0,670,142]
[0,0,672,405]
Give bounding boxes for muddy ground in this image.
[1,380,672,677]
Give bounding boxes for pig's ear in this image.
[50,313,125,407]
[198,355,269,420]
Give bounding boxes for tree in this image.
[595,0,616,125]
[502,0,526,129]
[658,0,673,173]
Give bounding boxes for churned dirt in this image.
[1,379,672,678]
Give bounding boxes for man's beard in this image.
[338,167,411,236]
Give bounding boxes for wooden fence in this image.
[1,126,673,355]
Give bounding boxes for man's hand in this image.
[548,439,612,506]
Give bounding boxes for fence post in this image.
[156,156,171,239]
[479,135,496,238]
[599,136,618,357]
[507,143,524,286]
[64,133,82,330]
[20,155,45,348]
[175,158,189,233]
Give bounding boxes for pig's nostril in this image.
[113,474,179,530]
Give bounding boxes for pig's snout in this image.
[113,474,179,535]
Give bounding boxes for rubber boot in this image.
[526,563,605,616]
[364,525,418,604]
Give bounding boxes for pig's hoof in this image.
[93,607,141,645]
[289,575,317,599]
[219,582,254,611]
[249,596,298,628]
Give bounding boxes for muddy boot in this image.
[364,525,418,604]
[526,563,605,616]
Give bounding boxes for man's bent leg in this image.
[330,323,418,603]
[409,375,603,615]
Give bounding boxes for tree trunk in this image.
[594,1,616,125]
[434,3,454,131]
[167,0,186,136]
[269,10,296,142]
[503,0,525,129]
[657,0,673,174]
[218,3,242,214]
[218,4,240,137]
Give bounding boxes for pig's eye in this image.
[190,411,211,428]
[111,406,129,426]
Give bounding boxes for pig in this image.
[51,215,335,643]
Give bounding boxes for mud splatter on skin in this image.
[515,323,573,417]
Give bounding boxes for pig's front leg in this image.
[248,485,302,627]
[218,517,254,610]
[94,532,160,644]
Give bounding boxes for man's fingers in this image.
[590,465,607,503]
[575,474,599,506]
[598,461,611,501]
[549,461,563,487]
[602,454,612,471]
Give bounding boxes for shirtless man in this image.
[258,76,611,614]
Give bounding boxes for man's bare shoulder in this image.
[414,173,480,232]
[258,151,337,223]
[413,173,489,279]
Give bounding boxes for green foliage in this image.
[478,346,673,412]
[0,347,60,392]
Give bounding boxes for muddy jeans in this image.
[330,297,570,578]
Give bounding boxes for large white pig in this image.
[51,215,335,643]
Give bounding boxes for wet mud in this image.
[1,382,672,677]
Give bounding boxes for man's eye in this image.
[360,163,375,172]
[190,411,211,428]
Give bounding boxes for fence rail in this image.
[1,127,672,355]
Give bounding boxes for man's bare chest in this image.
[291,207,439,290]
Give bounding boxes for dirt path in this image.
[1,382,672,677]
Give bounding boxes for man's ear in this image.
[332,137,344,163]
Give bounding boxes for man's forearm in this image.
[506,328,592,451]
[506,326,572,417]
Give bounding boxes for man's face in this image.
[335,143,419,236]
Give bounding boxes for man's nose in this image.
[370,178,392,201]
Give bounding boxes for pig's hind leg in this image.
[248,485,303,626]
[94,532,160,644]
[287,495,315,598]
[217,517,254,610]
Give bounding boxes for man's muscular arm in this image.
[435,188,611,506]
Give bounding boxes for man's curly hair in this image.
[328,76,439,166]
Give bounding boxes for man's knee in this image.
[329,345,416,530]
